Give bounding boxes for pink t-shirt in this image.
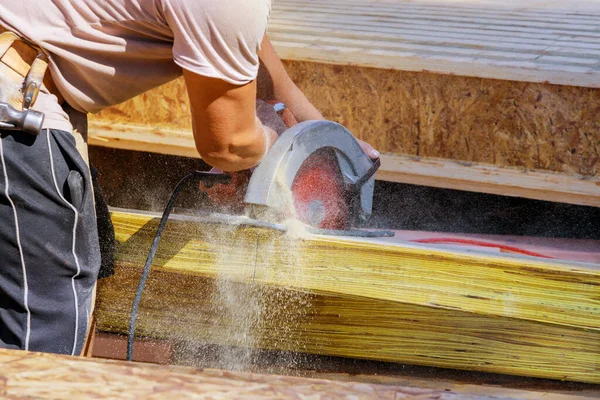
[0,0,272,132]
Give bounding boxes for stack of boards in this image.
[95,210,600,384]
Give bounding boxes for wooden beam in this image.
[96,210,600,384]
[88,121,600,207]
[377,155,600,208]
[88,122,198,159]
[0,348,516,400]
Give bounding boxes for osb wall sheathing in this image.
[93,60,600,176]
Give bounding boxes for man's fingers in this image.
[256,99,287,135]
[358,139,380,160]
[264,100,298,128]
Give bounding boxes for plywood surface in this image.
[283,62,600,178]
[95,210,600,384]
[0,348,513,400]
[268,0,600,88]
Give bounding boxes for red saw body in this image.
[291,151,350,230]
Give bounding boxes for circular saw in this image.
[244,120,380,231]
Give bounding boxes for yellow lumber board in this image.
[98,264,600,384]
[88,121,600,207]
[268,0,600,88]
[96,210,600,383]
[110,211,600,330]
[0,349,487,399]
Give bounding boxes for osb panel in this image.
[93,61,600,176]
[284,61,600,177]
[94,77,191,130]
[0,349,461,400]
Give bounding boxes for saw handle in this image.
[353,157,381,189]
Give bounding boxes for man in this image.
[0,0,378,355]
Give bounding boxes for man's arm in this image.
[256,36,324,122]
[183,70,278,172]
[256,36,380,158]
[185,34,378,173]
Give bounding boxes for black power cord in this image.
[127,171,230,361]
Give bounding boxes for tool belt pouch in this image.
[0,31,50,135]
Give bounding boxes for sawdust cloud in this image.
[174,172,313,373]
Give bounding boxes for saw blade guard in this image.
[244,120,378,227]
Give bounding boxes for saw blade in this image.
[291,150,350,230]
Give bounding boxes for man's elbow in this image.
[196,140,262,172]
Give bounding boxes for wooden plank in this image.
[266,0,600,88]
[268,20,563,52]
[270,11,600,42]
[376,155,600,208]
[277,0,600,19]
[88,121,198,159]
[0,348,516,400]
[270,39,600,89]
[274,1,600,32]
[268,19,600,54]
[95,210,600,384]
[321,0,599,13]
[88,121,600,207]
[273,4,600,30]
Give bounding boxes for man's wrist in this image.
[259,123,278,163]
[262,123,271,161]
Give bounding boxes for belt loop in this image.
[23,53,49,109]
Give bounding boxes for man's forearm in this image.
[257,36,324,122]
[184,69,280,172]
[276,82,324,122]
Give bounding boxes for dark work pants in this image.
[0,129,101,355]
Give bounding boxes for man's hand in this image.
[358,139,380,160]
[256,99,287,135]
[257,35,379,160]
